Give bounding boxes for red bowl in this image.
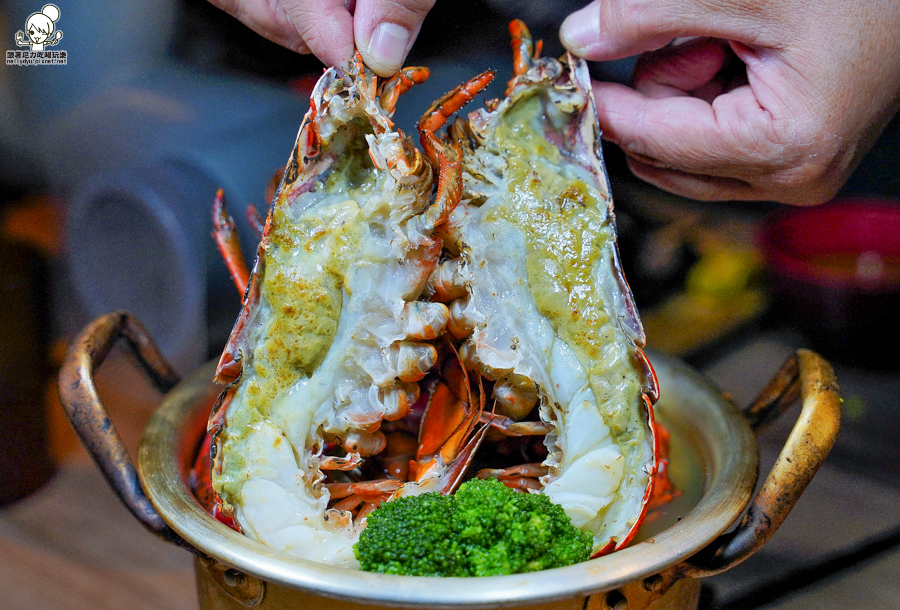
[759,198,900,369]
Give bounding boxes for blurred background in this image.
[0,1,898,609]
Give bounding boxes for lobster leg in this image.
[357,502,380,520]
[212,189,250,296]
[478,463,549,479]
[418,70,495,136]
[379,66,430,115]
[245,206,265,240]
[436,411,493,494]
[426,259,468,302]
[421,134,463,230]
[414,381,467,463]
[318,453,364,471]
[264,167,284,205]
[477,463,548,493]
[325,479,403,500]
[409,349,489,490]
[417,71,494,230]
[242,165,282,241]
[331,494,366,513]
[509,19,534,77]
[350,52,379,110]
[478,412,552,436]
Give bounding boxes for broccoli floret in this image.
[453,478,593,575]
[354,491,465,576]
[354,478,593,577]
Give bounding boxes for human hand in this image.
[208,0,434,77]
[560,0,900,205]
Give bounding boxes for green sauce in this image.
[487,93,643,438]
[214,122,376,502]
[238,120,376,424]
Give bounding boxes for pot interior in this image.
[138,351,757,608]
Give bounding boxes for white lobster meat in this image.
[208,56,453,566]
[428,21,659,554]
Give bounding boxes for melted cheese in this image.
[460,91,651,548]
[212,111,440,565]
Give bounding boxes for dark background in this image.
[0,1,898,609]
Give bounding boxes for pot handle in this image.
[682,348,841,576]
[58,311,189,547]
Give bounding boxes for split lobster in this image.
[200,21,663,567]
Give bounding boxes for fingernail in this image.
[560,2,600,54]
[367,22,410,74]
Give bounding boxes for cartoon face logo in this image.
[15,4,63,51]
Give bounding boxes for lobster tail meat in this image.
[429,21,660,554]
[208,56,443,565]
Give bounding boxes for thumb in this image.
[354,0,435,76]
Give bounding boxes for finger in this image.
[210,0,312,54]
[592,81,786,178]
[281,0,355,69]
[631,38,729,99]
[626,157,757,201]
[626,156,838,205]
[354,0,435,76]
[560,0,776,61]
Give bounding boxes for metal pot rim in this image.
[137,351,758,608]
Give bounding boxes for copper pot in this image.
[59,312,841,610]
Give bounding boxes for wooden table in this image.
[0,349,197,610]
